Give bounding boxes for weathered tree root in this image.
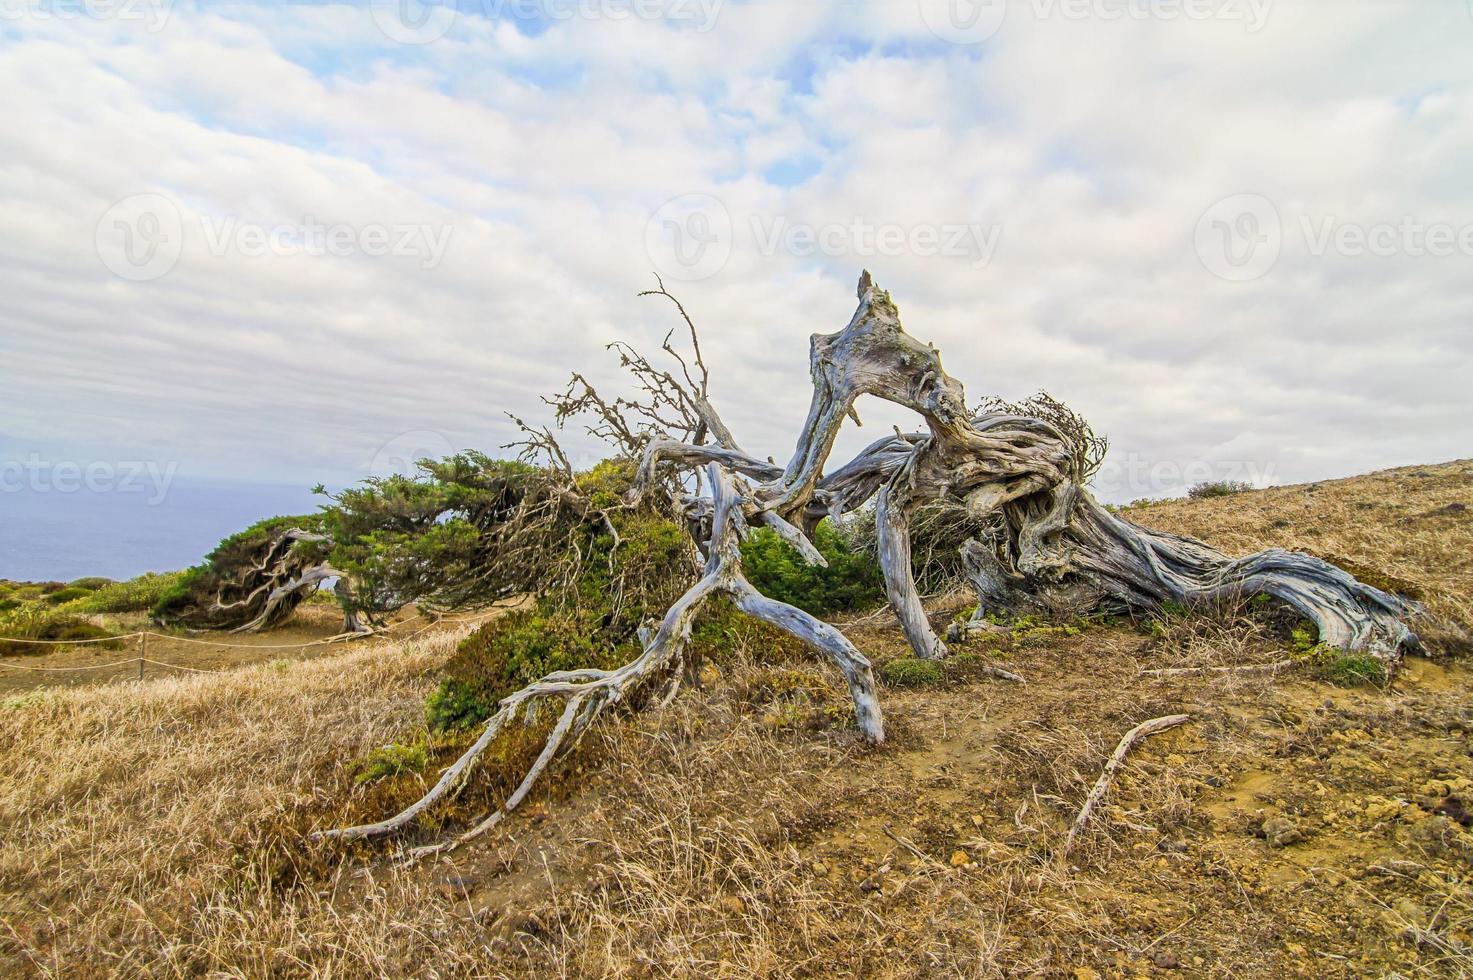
[315,466,882,853]
[1064,713,1191,858]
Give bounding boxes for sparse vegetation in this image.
[880,656,944,687]
[0,460,1470,976]
[1188,479,1255,499]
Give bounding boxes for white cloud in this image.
[0,0,1469,504]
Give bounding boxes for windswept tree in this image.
[316,272,1422,856]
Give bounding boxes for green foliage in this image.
[44,587,94,605]
[425,678,497,733]
[351,743,429,785]
[880,657,945,688]
[73,572,185,614]
[150,514,328,625]
[427,608,623,732]
[321,454,544,619]
[0,600,123,656]
[740,519,884,617]
[1289,628,1388,688]
[67,577,115,591]
[1289,623,1319,653]
[1324,653,1388,687]
[1187,480,1254,499]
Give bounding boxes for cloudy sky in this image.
[2,0,1470,508]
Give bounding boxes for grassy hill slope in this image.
[1,461,1469,977]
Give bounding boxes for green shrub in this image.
[741,519,884,617]
[880,657,944,688]
[427,608,621,732]
[425,678,497,732]
[67,577,115,591]
[1187,480,1253,499]
[75,572,186,614]
[45,587,94,605]
[1288,621,1319,653]
[0,601,123,656]
[351,743,429,785]
[1324,653,1387,687]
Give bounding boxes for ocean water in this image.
[0,478,325,583]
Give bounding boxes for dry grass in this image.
[0,625,505,976]
[2,461,1471,977]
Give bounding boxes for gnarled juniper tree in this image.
[318,271,1420,853]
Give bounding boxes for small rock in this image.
[1261,816,1302,847]
[1152,950,1181,969]
[949,849,971,868]
[1408,815,1457,855]
[434,874,481,900]
[720,895,745,915]
[811,860,830,876]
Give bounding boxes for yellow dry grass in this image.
[1,460,1470,978]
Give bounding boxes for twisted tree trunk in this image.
[321,270,1421,852]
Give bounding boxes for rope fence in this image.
[0,606,508,680]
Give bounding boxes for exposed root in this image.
[1064,713,1191,858]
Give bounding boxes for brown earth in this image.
[0,460,1469,977]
